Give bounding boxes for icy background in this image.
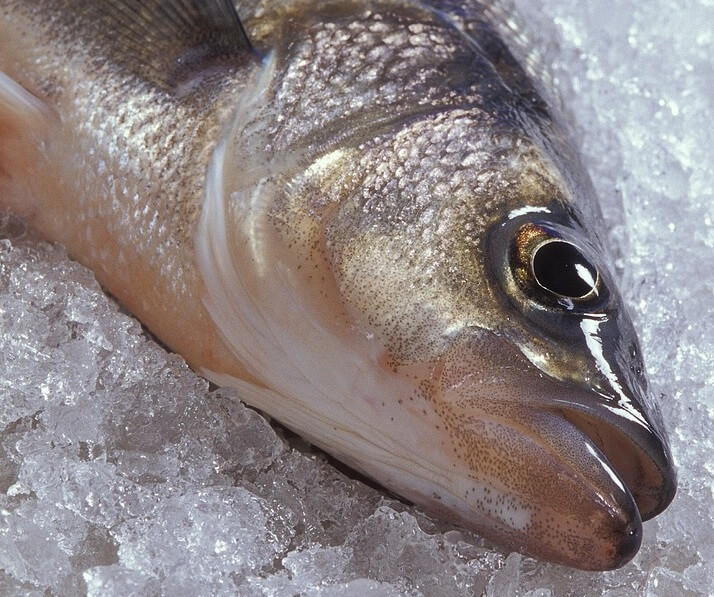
[1,0,712,595]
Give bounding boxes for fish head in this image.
[198,58,675,571]
[306,110,677,569]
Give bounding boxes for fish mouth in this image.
[536,394,677,569]
[558,405,676,521]
[434,333,676,569]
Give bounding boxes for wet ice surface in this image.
[1,0,712,595]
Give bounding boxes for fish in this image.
[0,0,676,570]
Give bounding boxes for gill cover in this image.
[196,54,453,508]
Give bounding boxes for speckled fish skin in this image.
[0,0,676,570]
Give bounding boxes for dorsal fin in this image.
[79,0,255,92]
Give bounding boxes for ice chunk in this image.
[84,566,158,597]
[2,0,713,594]
[113,486,286,595]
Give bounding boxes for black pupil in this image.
[532,241,598,298]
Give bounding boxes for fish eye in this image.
[488,216,613,341]
[497,220,609,315]
[488,214,616,341]
[532,240,599,299]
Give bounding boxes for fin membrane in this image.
[75,0,254,91]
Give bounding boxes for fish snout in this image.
[559,405,677,522]
[432,333,674,569]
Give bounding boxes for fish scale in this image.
[0,0,675,569]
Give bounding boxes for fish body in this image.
[0,0,676,569]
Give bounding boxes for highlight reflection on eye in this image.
[532,240,599,299]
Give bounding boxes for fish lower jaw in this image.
[381,439,644,571]
[334,445,643,571]
[409,483,642,571]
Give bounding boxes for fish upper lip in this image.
[435,330,676,568]
[558,396,677,521]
